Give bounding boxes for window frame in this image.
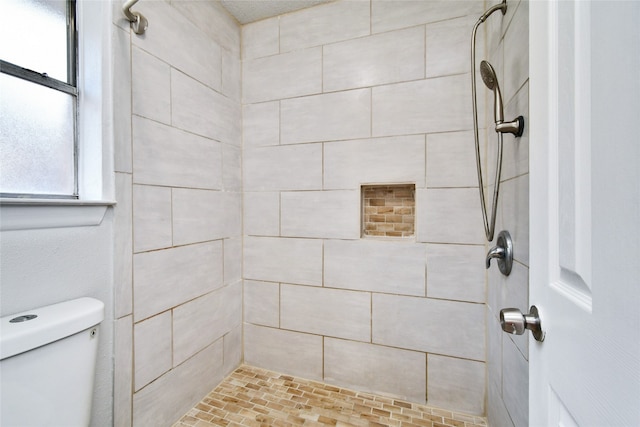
[0,0,79,199]
[0,0,115,230]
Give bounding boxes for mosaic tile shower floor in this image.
[173,365,487,427]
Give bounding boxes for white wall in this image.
[484,1,530,426]
[242,0,490,415]
[0,216,115,426]
[1,2,118,425]
[110,1,242,426]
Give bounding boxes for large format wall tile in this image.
[324,338,426,402]
[131,0,221,91]
[171,69,239,144]
[487,309,503,392]
[132,116,222,190]
[323,26,425,92]
[427,354,485,415]
[242,17,279,60]
[244,324,323,381]
[222,144,242,191]
[425,15,477,78]
[324,239,426,296]
[114,316,133,427]
[221,48,241,102]
[170,0,240,55]
[372,75,472,137]
[279,0,370,53]
[133,185,172,253]
[426,131,479,188]
[244,237,323,286]
[373,294,485,361]
[173,282,241,365]
[371,0,484,34]
[244,192,280,236]
[499,174,529,265]
[132,47,171,124]
[224,238,242,286]
[281,191,360,239]
[133,241,224,321]
[133,341,224,427]
[243,48,322,104]
[503,335,529,427]
[244,145,322,191]
[416,188,485,244]
[223,325,243,376]
[502,82,529,181]
[114,173,133,318]
[172,189,241,245]
[323,135,426,190]
[280,285,371,341]
[503,0,528,103]
[244,280,280,328]
[426,243,486,303]
[488,380,515,427]
[113,25,132,174]
[281,89,371,144]
[498,262,529,360]
[134,312,172,391]
[243,101,280,148]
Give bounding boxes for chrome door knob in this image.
[500,305,545,342]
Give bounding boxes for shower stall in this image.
[111,0,531,425]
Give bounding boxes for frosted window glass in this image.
[0,74,75,196]
[0,0,69,83]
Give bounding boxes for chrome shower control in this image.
[486,230,513,275]
[500,305,545,342]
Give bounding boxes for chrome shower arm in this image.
[123,0,148,35]
[478,0,507,23]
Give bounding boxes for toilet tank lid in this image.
[0,297,104,360]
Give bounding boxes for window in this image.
[0,0,77,198]
[0,1,114,230]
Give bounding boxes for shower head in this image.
[480,60,504,123]
[480,60,498,91]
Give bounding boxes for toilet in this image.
[0,297,104,427]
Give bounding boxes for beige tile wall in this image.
[242,0,488,416]
[109,0,530,424]
[112,1,242,426]
[484,1,530,427]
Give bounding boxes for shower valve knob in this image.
[500,306,545,342]
[486,230,513,275]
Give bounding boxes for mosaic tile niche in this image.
[362,184,415,238]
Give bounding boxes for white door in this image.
[529,1,640,426]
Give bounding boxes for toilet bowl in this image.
[0,297,104,427]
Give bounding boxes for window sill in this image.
[0,199,116,231]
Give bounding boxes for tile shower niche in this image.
[361,184,415,238]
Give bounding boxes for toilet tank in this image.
[0,297,104,427]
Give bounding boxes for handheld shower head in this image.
[480,60,497,90]
[480,60,504,123]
